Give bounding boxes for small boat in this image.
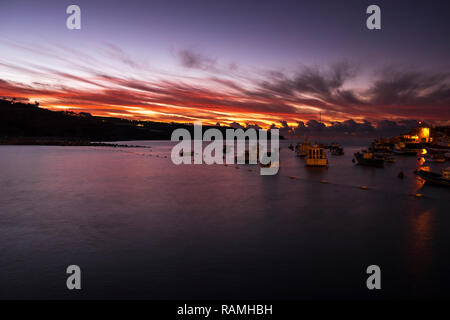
[306,145,328,167]
[354,151,384,167]
[429,142,450,150]
[384,155,396,163]
[393,142,421,156]
[417,168,450,187]
[371,141,392,155]
[330,143,344,155]
[424,154,446,163]
[296,141,312,158]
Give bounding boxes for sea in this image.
[0,140,449,299]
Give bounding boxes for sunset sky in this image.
[1,0,449,128]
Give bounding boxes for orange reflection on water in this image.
[407,209,433,277]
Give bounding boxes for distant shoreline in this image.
[0,137,149,148]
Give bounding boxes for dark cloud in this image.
[229,122,244,129]
[104,43,141,69]
[367,69,450,108]
[259,62,360,104]
[179,49,216,71]
[275,118,419,139]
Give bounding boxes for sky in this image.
[0,0,449,130]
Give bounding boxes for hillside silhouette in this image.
[0,98,227,143]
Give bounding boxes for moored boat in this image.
[424,154,446,163]
[296,141,311,158]
[354,151,384,167]
[394,142,421,156]
[330,143,344,155]
[305,145,328,167]
[417,168,450,187]
[371,140,393,155]
[384,155,396,163]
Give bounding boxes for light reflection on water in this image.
[0,141,449,299]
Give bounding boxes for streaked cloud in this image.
[1,40,449,129]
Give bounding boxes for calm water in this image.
[0,141,449,299]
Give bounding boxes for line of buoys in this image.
[126,152,428,200]
[282,173,427,199]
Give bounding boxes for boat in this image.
[296,141,311,158]
[330,143,344,155]
[384,155,396,163]
[429,141,450,150]
[354,151,384,167]
[305,145,328,167]
[371,140,393,155]
[393,142,421,156]
[424,154,446,163]
[417,168,450,187]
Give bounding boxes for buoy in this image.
[361,185,367,190]
[415,193,423,198]
[289,176,296,179]
[320,179,328,184]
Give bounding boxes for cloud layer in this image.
[1,42,449,132]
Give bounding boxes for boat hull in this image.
[417,170,450,187]
[354,152,384,167]
[305,159,328,167]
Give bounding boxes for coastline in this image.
[0,137,150,148]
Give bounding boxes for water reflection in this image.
[407,209,433,276]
